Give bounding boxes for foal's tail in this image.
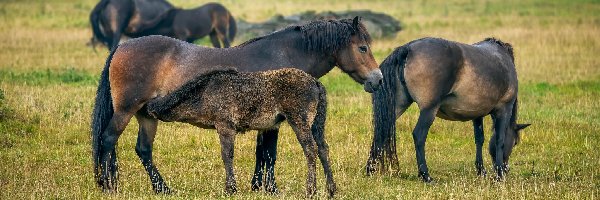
[91,47,117,183]
[90,0,110,50]
[311,81,328,140]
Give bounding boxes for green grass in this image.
[0,0,599,199]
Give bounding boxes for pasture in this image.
[0,0,598,198]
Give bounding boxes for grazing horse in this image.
[91,17,381,194]
[90,0,236,50]
[365,37,530,182]
[146,68,335,197]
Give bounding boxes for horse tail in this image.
[368,44,410,168]
[90,0,110,49]
[227,13,237,42]
[91,47,117,183]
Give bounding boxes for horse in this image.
[145,68,335,197]
[90,0,236,50]
[365,37,530,182]
[91,17,381,194]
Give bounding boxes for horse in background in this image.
[90,0,236,50]
[90,17,381,194]
[146,68,335,197]
[366,37,530,181]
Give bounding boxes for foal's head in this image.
[300,16,382,93]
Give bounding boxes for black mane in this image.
[235,18,371,54]
[147,68,238,117]
[478,37,514,61]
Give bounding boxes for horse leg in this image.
[473,117,486,176]
[215,24,230,48]
[216,124,237,194]
[288,118,318,198]
[412,105,438,182]
[262,129,279,193]
[134,112,171,194]
[98,111,134,192]
[251,129,279,193]
[490,103,513,180]
[209,30,222,48]
[251,132,265,191]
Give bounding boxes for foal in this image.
[146,68,335,197]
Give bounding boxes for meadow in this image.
[0,0,599,199]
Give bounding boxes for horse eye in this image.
[358,46,368,53]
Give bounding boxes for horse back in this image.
[126,0,174,33]
[403,38,517,120]
[108,36,209,112]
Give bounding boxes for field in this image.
[0,0,599,199]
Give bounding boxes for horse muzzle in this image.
[363,69,383,93]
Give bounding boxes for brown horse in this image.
[146,68,334,197]
[90,0,236,50]
[366,37,530,182]
[91,17,381,194]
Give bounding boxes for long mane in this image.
[147,68,238,117]
[235,18,371,54]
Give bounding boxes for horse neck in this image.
[228,30,337,77]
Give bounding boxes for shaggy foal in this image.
[146,68,335,197]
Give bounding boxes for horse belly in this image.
[437,95,494,121]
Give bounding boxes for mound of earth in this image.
[237,10,402,41]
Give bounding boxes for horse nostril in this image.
[378,79,383,86]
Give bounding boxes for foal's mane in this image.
[477,37,514,61]
[235,18,372,54]
[147,68,238,114]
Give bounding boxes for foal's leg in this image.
[251,129,279,193]
[134,113,170,194]
[473,117,486,176]
[412,105,439,182]
[216,124,237,194]
[311,119,336,197]
[98,111,134,192]
[288,118,318,197]
[490,103,513,180]
[215,23,231,48]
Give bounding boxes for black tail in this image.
[227,14,237,42]
[311,81,327,141]
[90,0,110,50]
[91,47,117,183]
[368,45,410,168]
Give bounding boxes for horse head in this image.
[334,16,382,93]
[489,123,531,171]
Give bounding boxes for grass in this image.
[0,0,599,199]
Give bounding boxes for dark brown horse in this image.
[146,68,334,197]
[90,0,236,50]
[366,37,530,182]
[91,17,381,194]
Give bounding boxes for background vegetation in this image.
[0,0,598,198]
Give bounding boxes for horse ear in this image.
[516,123,531,131]
[352,16,361,29]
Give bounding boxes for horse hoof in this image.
[154,184,172,194]
[225,185,237,195]
[477,169,487,177]
[251,179,262,191]
[327,182,337,198]
[265,183,278,195]
[419,174,434,183]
